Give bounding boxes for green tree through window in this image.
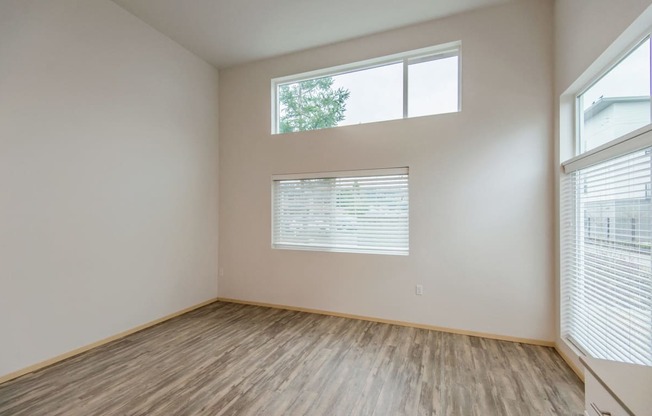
[279,77,350,133]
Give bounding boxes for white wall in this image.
[219,0,555,342]
[554,0,652,373]
[0,0,219,378]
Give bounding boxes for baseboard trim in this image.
[554,344,585,382]
[0,297,219,385]
[216,297,555,348]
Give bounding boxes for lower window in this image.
[272,168,409,255]
[561,145,652,365]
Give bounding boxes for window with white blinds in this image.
[272,168,409,255]
[561,144,652,366]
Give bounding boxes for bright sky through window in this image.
[408,56,459,117]
[332,63,403,126]
[581,37,650,111]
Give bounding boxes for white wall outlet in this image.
[416,284,423,295]
[219,268,224,277]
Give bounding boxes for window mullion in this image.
[403,58,408,119]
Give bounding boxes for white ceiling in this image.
[112,0,510,69]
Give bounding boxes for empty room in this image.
[1,0,651,415]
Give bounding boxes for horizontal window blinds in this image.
[561,147,652,365]
[272,169,409,255]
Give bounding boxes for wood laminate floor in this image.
[0,301,584,416]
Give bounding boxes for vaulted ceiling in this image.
[112,0,510,68]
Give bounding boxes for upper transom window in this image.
[271,42,460,134]
[577,37,651,154]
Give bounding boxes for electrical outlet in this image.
[416,284,423,295]
[219,268,224,277]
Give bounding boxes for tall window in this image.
[561,36,652,366]
[272,168,409,255]
[272,43,460,134]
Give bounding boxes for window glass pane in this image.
[408,55,459,117]
[579,38,651,153]
[277,63,402,133]
[332,63,403,127]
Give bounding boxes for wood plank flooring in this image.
[0,301,584,415]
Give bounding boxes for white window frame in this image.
[271,167,409,256]
[271,41,461,134]
[560,30,652,365]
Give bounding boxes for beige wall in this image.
[554,0,652,373]
[219,0,555,342]
[0,0,219,377]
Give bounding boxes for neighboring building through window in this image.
[272,43,460,134]
[582,96,651,151]
[272,168,409,255]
